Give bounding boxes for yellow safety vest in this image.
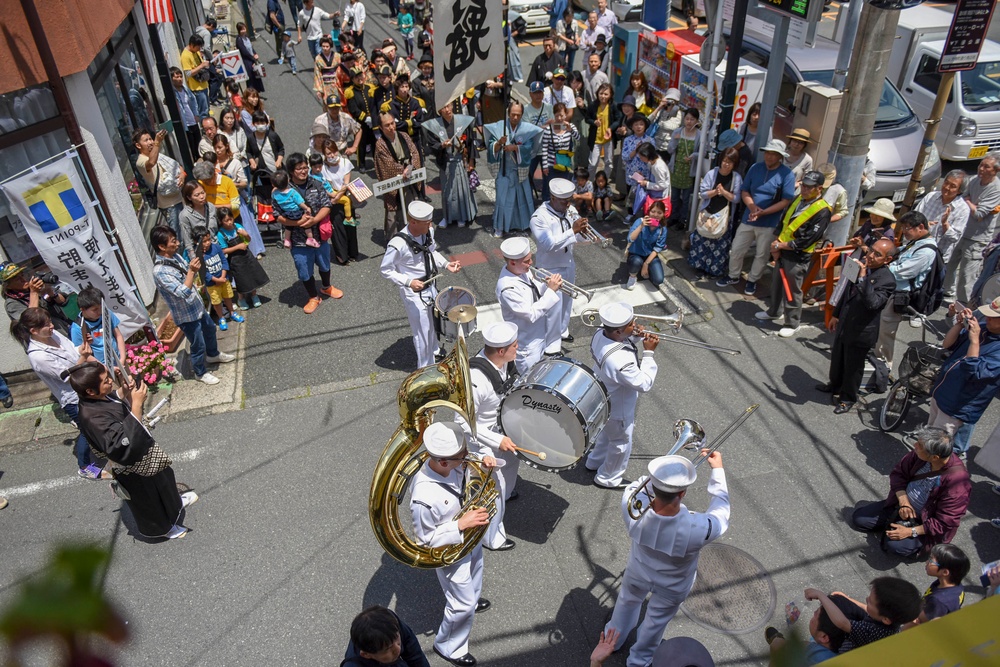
[777,196,831,253]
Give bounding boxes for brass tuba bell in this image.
[368,337,500,568]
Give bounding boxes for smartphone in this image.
[647,217,659,227]
[157,120,173,133]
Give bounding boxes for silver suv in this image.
[738,35,941,206]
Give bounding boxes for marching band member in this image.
[530,177,589,355]
[456,321,520,552]
[410,422,493,667]
[380,200,461,368]
[605,452,730,667]
[495,237,563,374]
[586,303,658,489]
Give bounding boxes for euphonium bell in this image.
[368,337,500,568]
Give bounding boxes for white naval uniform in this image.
[607,470,730,667]
[455,351,519,548]
[530,202,580,354]
[585,331,658,487]
[410,464,484,660]
[496,267,562,375]
[380,228,450,368]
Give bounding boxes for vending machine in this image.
[610,22,656,104]
[678,53,765,130]
[635,29,704,101]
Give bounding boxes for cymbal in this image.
[448,305,478,324]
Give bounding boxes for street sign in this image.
[939,0,997,73]
[373,167,427,196]
[219,50,247,82]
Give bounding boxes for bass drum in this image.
[499,357,609,472]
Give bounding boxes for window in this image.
[913,54,941,93]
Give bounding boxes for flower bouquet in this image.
[125,341,176,387]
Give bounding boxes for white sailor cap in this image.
[500,237,531,260]
[423,422,466,457]
[549,178,575,198]
[599,302,634,328]
[647,455,697,493]
[483,321,518,347]
[407,200,435,221]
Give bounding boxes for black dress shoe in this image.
[815,383,834,393]
[434,646,477,666]
[595,479,631,490]
[506,490,519,501]
[562,333,575,343]
[475,598,491,613]
[834,401,855,414]
[484,539,515,552]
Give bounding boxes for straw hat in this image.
[862,198,897,222]
[787,128,812,144]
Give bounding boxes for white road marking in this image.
[0,448,202,498]
[475,282,671,330]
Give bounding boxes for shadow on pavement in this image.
[374,337,418,371]
[362,551,446,636]
[503,479,569,545]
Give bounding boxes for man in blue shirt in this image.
[718,139,796,296]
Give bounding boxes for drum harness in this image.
[393,230,439,308]
[470,356,518,435]
[592,339,642,371]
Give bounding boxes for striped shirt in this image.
[542,125,580,171]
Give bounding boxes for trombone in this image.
[627,405,759,520]
[530,266,595,302]
[580,308,741,355]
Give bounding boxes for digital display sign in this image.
[757,0,816,22]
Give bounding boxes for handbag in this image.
[892,290,911,314]
[696,206,729,239]
[317,214,333,241]
[468,168,481,190]
[153,158,182,199]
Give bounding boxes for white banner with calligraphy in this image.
[433,0,505,108]
[0,155,150,336]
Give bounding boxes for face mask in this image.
[325,156,338,165]
[254,124,268,132]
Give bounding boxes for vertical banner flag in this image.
[433,0,505,108]
[143,0,175,24]
[0,155,150,336]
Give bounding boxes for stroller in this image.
[252,168,283,246]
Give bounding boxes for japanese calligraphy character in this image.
[443,0,491,83]
[105,275,121,293]
[97,257,111,278]
[56,248,84,269]
[83,237,100,258]
[70,268,90,282]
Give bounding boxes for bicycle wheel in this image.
[878,382,911,432]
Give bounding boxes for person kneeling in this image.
[624,199,668,290]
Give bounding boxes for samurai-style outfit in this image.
[77,395,184,538]
[423,114,478,226]
[485,119,542,235]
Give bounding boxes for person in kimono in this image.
[605,452,730,667]
[484,102,542,238]
[423,104,477,228]
[66,362,199,540]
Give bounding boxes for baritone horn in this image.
[530,266,594,301]
[368,336,500,568]
[626,405,759,520]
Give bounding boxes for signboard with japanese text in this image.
[219,50,248,82]
[432,0,505,108]
[0,155,150,336]
[374,168,427,196]
[940,0,996,72]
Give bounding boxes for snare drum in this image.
[435,286,478,341]
[499,357,609,471]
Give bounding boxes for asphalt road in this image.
[1,2,1000,666]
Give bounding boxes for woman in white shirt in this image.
[321,139,359,264]
[13,307,103,479]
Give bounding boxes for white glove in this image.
[365,116,373,128]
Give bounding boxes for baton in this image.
[779,267,794,304]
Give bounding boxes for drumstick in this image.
[513,445,547,461]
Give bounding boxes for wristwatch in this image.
[910,527,917,538]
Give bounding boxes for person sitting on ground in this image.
[805,579,920,652]
[342,605,429,666]
[851,426,971,558]
[904,543,969,629]
[765,592,852,665]
[624,199,669,290]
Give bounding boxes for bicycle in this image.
[878,307,949,432]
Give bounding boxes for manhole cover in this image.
[680,544,775,635]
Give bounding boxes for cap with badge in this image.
[422,422,466,458]
[407,200,435,221]
[647,455,697,493]
[552,67,567,79]
[500,237,531,260]
[0,262,25,283]
[325,94,342,107]
[800,170,825,188]
[483,321,518,348]
[529,81,545,93]
[598,302,634,328]
[549,178,575,199]
[979,297,1000,318]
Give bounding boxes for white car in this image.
[510,0,555,35]
[573,1,643,22]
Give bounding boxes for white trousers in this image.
[585,417,633,487]
[607,566,686,667]
[515,339,546,376]
[401,290,439,368]
[875,300,902,370]
[541,262,575,354]
[434,545,483,659]
[728,224,774,282]
[484,465,508,549]
[927,397,964,433]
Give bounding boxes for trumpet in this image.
[579,308,741,355]
[627,405,759,520]
[530,266,594,301]
[580,225,612,249]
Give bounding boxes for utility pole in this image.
[899,72,955,215]
[753,14,790,159]
[717,0,750,140]
[826,3,901,247]
[830,0,864,91]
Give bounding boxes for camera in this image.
[33,272,59,285]
[894,517,916,528]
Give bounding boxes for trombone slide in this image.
[529,266,594,302]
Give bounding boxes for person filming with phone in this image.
[623,199,669,290]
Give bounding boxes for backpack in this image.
[908,244,946,316]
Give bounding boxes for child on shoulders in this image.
[70,286,126,367]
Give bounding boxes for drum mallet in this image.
[513,446,547,461]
